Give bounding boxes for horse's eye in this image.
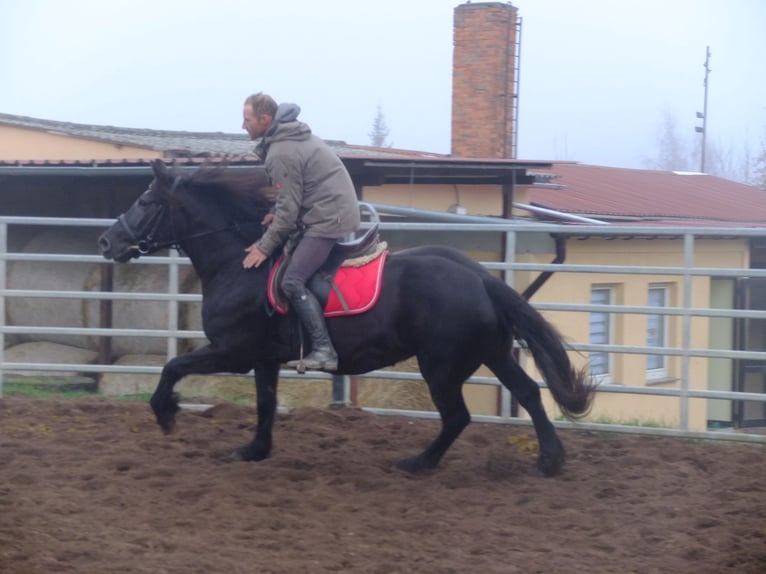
[137,190,155,207]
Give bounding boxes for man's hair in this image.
[245,93,278,117]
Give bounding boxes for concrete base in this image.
[3,341,99,377]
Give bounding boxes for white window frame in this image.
[590,286,614,384]
[646,284,669,381]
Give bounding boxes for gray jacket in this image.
[254,103,360,257]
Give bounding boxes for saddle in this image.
[267,225,389,317]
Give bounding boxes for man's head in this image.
[243,93,278,140]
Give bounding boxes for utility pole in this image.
[695,46,711,172]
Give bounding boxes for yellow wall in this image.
[362,183,503,215]
[0,124,158,161]
[515,237,748,430]
[361,182,533,217]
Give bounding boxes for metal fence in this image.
[1,212,765,445]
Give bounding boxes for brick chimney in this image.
[451,2,520,159]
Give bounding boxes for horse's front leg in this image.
[150,344,249,433]
[233,360,281,462]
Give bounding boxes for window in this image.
[647,285,669,378]
[590,287,613,382]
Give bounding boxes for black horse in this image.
[99,160,594,476]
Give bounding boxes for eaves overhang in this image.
[0,157,551,187]
[0,158,263,180]
[343,157,551,186]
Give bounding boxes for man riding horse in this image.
[241,93,360,372]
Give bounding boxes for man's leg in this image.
[282,237,339,371]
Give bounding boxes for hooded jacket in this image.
[254,103,360,257]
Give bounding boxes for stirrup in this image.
[286,351,338,373]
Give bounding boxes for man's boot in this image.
[286,286,338,371]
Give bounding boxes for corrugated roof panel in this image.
[530,163,766,224]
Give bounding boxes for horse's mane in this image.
[159,162,276,235]
[183,163,275,207]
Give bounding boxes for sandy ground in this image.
[1,395,765,574]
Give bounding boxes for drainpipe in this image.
[513,202,609,226]
[521,235,567,301]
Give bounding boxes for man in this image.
[242,93,360,371]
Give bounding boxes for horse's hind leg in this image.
[233,359,280,462]
[486,353,565,477]
[394,357,476,473]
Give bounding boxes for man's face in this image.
[242,105,272,140]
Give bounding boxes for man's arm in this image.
[246,154,303,262]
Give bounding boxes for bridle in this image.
[120,176,263,255]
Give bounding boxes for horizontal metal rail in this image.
[2,289,202,302]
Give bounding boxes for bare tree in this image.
[643,112,694,171]
[645,111,761,185]
[754,132,766,191]
[705,139,745,182]
[368,105,391,148]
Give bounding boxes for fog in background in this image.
[2,0,764,176]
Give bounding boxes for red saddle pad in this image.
[268,251,388,317]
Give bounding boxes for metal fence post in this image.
[680,233,695,430]
[500,230,516,418]
[330,374,349,409]
[167,248,180,360]
[0,222,6,398]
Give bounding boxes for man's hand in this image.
[262,213,274,227]
[243,243,268,268]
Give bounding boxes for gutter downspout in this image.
[513,202,609,225]
[509,202,606,300]
[521,235,566,301]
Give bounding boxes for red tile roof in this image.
[530,163,766,226]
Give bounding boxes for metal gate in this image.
[2,212,766,445]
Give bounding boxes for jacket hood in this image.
[273,103,301,124]
[254,103,308,159]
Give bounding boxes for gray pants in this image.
[281,236,338,299]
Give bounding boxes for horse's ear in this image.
[151,159,172,181]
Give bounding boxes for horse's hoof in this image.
[536,455,564,477]
[536,438,565,477]
[393,456,435,474]
[232,443,270,462]
[232,448,247,462]
[157,418,176,435]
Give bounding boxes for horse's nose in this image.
[98,234,111,254]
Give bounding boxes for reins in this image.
[124,175,264,254]
[132,221,264,254]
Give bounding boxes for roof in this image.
[0,112,446,161]
[530,163,766,227]
[8,113,761,228]
[0,113,550,186]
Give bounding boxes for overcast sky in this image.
[2,0,764,173]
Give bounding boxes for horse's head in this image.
[98,160,182,262]
[99,159,273,262]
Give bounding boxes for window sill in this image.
[646,376,678,386]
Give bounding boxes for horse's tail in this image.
[483,276,595,420]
